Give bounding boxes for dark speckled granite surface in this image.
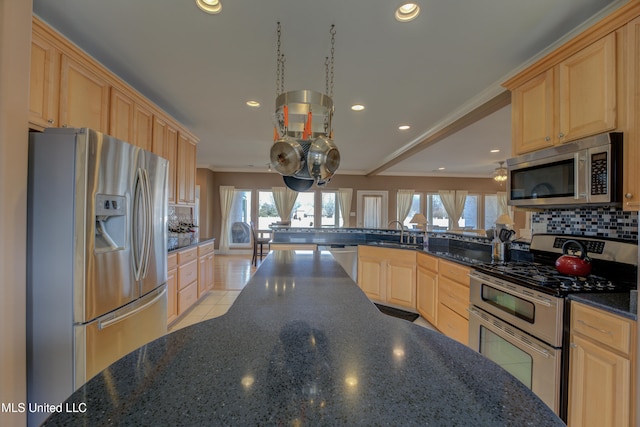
[569,293,637,320]
[43,250,564,426]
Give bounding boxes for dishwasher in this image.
[320,245,358,281]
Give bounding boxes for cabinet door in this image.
[198,256,207,298]
[358,256,385,302]
[29,31,59,129]
[177,133,197,204]
[437,303,469,346]
[624,17,640,211]
[109,87,134,143]
[386,259,416,309]
[133,104,153,152]
[558,32,617,142]
[417,265,437,325]
[153,116,178,203]
[568,333,630,427]
[59,55,110,132]
[511,69,556,154]
[206,253,215,291]
[167,267,178,324]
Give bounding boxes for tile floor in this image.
[168,253,438,333]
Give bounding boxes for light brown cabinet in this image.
[509,32,618,155]
[167,253,178,324]
[152,116,178,204]
[416,252,438,326]
[109,87,154,151]
[357,246,417,311]
[437,259,470,345]
[624,16,640,210]
[568,302,636,427]
[29,29,59,129]
[177,133,197,204]
[59,54,110,132]
[176,247,198,316]
[197,241,215,298]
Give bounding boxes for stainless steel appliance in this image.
[468,233,637,421]
[507,132,622,207]
[27,128,168,426]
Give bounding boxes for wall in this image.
[0,1,32,425]
[202,170,511,249]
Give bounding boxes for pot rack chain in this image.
[276,22,285,96]
[325,24,336,99]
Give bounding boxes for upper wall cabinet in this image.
[624,16,640,210]
[29,30,59,129]
[59,54,110,132]
[509,32,618,155]
[30,16,199,206]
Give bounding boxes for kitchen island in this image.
[43,250,564,426]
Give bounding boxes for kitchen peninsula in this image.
[43,250,563,426]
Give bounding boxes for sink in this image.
[368,241,420,250]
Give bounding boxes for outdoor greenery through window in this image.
[258,191,277,230]
[229,189,252,247]
[321,192,342,227]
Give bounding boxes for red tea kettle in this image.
[555,240,592,277]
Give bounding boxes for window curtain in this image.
[219,185,235,253]
[438,190,467,230]
[337,188,352,228]
[363,195,382,228]
[272,186,298,223]
[396,189,414,224]
[497,191,514,221]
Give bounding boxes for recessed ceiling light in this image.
[438,167,445,170]
[395,3,420,22]
[398,125,411,130]
[196,0,222,14]
[351,104,365,111]
[246,100,261,108]
[490,149,500,153]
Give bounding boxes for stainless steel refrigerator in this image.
[27,128,168,426]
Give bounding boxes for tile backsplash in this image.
[531,207,638,241]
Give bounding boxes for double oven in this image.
[467,234,637,421]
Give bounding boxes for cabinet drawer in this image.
[167,253,178,270]
[417,252,438,272]
[438,303,469,346]
[177,281,198,315]
[571,302,634,356]
[198,241,214,256]
[439,260,470,286]
[439,276,469,319]
[177,259,198,290]
[177,247,198,265]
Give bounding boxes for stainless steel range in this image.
[468,233,637,421]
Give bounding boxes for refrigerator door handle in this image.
[133,168,149,281]
[141,168,153,279]
[98,285,167,330]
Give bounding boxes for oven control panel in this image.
[552,238,604,255]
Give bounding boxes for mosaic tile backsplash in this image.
[532,207,638,241]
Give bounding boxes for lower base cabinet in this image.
[568,302,636,427]
[416,252,438,326]
[167,253,178,324]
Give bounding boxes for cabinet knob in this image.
[558,133,565,138]
[570,343,577,349]
[545,136,550,141]
[47,119,55,124]
[625,193,633,199]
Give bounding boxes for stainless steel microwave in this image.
[507,132,623,208]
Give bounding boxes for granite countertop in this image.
[44,250,563,426]
[168,236,215,253]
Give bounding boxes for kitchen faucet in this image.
[388,220,405,243]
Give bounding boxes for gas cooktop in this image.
[473,234,638,297]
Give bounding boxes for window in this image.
[402,193,422,229]
[291,192,315,228]
[426,193,448,230]
[228,189,252,247]
[321,191,343,227]
[257,191,278,230]
[458,194,479,229]
[484,194,499,230]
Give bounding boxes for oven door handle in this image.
[473,275,552,307]
[468,307,552,359]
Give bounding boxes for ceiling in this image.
[32,0,626,179]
